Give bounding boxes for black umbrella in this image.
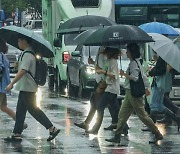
[57,15,116,34]
[74,29,96,45]
[0,26,53,58]
[83,25,154,46]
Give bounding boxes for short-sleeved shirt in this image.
[95,52,107,83]
[15,47,38,92]
[105,59,120,95]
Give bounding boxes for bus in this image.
[115,0,180,28]
[0,10,5,28]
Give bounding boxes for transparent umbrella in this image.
[148,33,180,72]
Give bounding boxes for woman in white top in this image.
[86,47,121,135]
[105,43,163,144]
[75,47,128,133]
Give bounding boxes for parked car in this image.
[6,44,21,74]
[23,20,42,30]
[171,36,180,105]
[67,45,97,97]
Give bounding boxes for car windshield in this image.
[81,46,100,65]
[64,33,80,45]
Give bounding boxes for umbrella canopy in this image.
[83,24,154,46]
[74,29,97,45]
[57,15,116,34]
[139,22,180,36]
[0,26,53,58]
[148,33,180,72]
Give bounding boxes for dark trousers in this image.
[163,93,178,114]
[85,92,119,125]
[13,91,53,134]
[91,92,119,132]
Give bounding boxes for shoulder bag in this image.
[155,71,172,93]
[129,60,145,98]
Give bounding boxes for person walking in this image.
[86,47,126,135]
[0,38,27,129]
[105,43,163,144]
[74,47,129,133]
[142,52,180,130]
[147,56,180,130]
[4,34,60,142]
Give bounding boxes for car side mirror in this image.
[53,38,62,47]
[71,50,81,57]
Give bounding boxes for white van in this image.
[24,20,42,29]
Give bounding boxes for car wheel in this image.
[55,68,66,94]
[78,76,85,98]
[67,72,77,97]
[48,67,55,91]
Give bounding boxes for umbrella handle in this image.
[89,46,91,58]
[120,56,122,70]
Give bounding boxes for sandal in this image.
[47,127,60,141]
[4,135,22,142]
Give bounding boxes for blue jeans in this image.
[150,87,165,112]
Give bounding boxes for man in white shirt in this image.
[4,34,60,142]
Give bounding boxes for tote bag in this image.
[155,71,172,93]
[129,60,145,98]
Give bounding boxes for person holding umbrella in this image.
[85,47,124,135]
[4,34,60,142]
[147,55,180,130]
[74,47,129,133]
[0,38,28,129]
[105,43,163,144]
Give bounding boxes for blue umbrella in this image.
[139,22,180,36]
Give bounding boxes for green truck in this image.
[42,0,115,93]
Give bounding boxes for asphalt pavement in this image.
[0,85,179,154]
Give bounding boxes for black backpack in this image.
[20,51,48,86]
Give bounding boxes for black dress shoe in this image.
[74,122,88,130]
[105,134,120,143]
[104,124,117,130]
[149,133,163,144]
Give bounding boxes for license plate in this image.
[174,89,180,96]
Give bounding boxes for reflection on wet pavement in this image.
[0,86,180,154]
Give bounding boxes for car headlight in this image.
[36,54,41,59]
[85,66,95,74]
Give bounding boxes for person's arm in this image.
[149,57,166,76]
[6,69,26,91]
[120,61,139,81]
[96,69,115,79]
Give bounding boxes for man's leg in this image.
[25,92,53,129]
[13,91,28,135]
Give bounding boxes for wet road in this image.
[0,85,180,154]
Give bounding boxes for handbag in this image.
[95,79,107,94]
[155,71,172,93]
[129,60,145,98]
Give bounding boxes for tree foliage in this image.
[2,0,42,19]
